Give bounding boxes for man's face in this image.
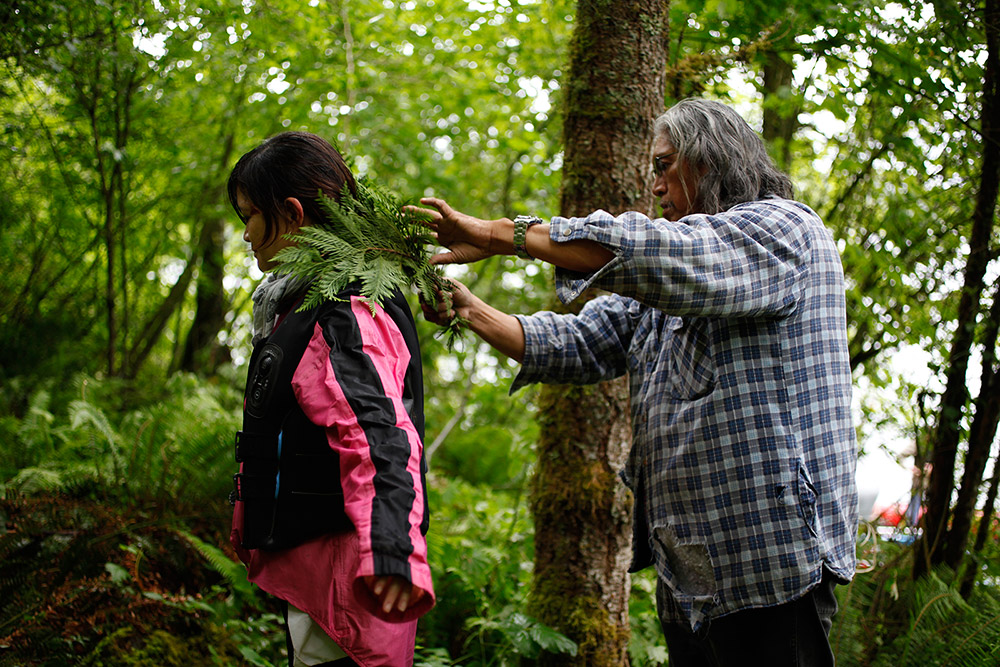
[651,134,700,221]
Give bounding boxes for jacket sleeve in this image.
[290,295,434,619]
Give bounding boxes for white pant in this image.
[287,603,348,666]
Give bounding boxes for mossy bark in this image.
[527,2,668,665]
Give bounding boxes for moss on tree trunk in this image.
[527,1,668,664]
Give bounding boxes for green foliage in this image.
[0,373,285,664]
[427,379,537,488]
[0,0,251,379]
[0,0,572,380]
[831,525,1000,667]
[165,534,286,667]
[274,179,468,346]
[1,373,240,505]
[871,570,1000,667]
[628,569,670,666]
[832,525,912,666]
[468,608,578,660]
[416,475,576,665]
[176,531,256,602]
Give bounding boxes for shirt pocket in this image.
[665,317,717,401]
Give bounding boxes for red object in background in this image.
[874,498,924,527]
[876,503,906,526]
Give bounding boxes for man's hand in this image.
[407,197,505,265]
[364,574,425,614]
[419,278,474,328]
[418,277,526,362]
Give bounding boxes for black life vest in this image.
[232,288,425,551]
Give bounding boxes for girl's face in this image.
[237,190,298,272]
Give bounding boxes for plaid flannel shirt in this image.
[512,198,858,630]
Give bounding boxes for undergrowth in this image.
[833,522,1000,667]
[0,372,582,666]
[2,373,999,665]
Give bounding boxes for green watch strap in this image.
[513,215,542,260]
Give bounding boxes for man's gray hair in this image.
[654,98,793,215]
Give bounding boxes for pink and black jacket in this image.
[231,285,434,664]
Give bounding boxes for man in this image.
[416,97,858,666]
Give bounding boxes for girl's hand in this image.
[364,574,425,614]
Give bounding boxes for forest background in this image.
[1,0,999,665]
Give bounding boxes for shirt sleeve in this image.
[548,199,818,318]
[291,295,434,618]
[511,293,643,393]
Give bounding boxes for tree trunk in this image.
[945,280,1000,570]
[959,438,1000,599]
[528,1,668,664]
[178,216,231,374]
[761,51,797,172]
[914,0,1000,580]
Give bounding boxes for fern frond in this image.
[865,564,1000,667]
[273,179,466,346]
[360,256,409,308]
[67,400,118,450]
[176,530,255,599]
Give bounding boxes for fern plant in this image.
[177,530,256,601]
[831,526,1000,667]
[870,567,1000,667]
[1,373,239,506]
[272,179,467,347]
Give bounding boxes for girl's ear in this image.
[282,197,307,229]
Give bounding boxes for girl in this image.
[227,131,434,667]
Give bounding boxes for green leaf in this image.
[104,562,130,585]
[274,179,467,344]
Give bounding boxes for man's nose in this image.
[651,175,666,196]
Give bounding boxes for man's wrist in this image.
[513,215,543,259]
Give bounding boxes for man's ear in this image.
[283,197,307,229]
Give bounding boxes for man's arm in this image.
[548,202,813,317]
[410,197,615,272]
[425,280,639,391]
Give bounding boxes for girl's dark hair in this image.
[227,131,358,244]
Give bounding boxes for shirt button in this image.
[562,228,572,237]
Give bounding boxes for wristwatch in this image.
[513,215,543,260]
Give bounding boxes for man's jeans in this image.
[657,568,840,667]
